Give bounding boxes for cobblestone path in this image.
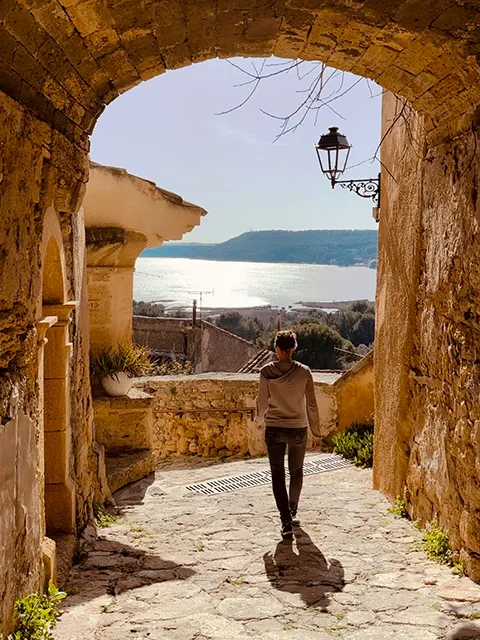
[56,454,480,640]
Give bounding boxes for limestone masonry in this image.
[2,0,480,634]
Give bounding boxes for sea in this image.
[134,257,377,310]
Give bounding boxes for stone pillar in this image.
[41,302,78,535]
[85,227,148,352]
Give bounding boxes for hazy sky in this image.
[91,57,381,243]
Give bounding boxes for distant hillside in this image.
[142,230,378,267]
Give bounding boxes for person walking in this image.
[255,330,321,539]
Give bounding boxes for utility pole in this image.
[187,289,213,321]
[192,299,198,327]
[276,311,281,331]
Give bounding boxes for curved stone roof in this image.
[83,162,207,247]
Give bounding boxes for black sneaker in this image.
[281,521,293,539]
[290,504,300,525]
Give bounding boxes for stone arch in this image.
[1,2,480,144]
[38,208,68,313]
[37,209,76,546]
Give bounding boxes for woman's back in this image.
[256,360,320,434]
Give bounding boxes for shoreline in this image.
[177,299,375,320]
[139,255,377,269]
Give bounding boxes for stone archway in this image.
[0,1,479,144]
[0,0,480,596]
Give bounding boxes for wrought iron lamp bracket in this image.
[335,175,380,207]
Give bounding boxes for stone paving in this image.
[56,454,480,640]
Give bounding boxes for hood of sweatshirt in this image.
[260,360,302,383]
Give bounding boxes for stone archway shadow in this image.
[263,526,344,611]
[444,624,480,640]
[112,473,157,512]
[62,538,196,608]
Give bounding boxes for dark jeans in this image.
[265,427,307,524]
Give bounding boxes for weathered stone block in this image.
[45,480,75,534]
[44,378,69,432]
[44,430,70,484]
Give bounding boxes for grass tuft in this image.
[388,496,409,519]
[422,520,452,565]
[93,502,121,528]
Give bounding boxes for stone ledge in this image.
[93,388,154,453]
[106,450,156,494]
[93,387,154,408]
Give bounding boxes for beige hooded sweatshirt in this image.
[255,360,321,437]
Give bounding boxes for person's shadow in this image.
[263,527,344,611]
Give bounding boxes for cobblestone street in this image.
[56,454,480,640]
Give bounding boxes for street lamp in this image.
[315,126,381,210]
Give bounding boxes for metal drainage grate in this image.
[186,454,351,496]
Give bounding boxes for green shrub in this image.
[90,343,153,381]
[93,502,120,528]
[331,422,374,468]
[156,359,194,376]
[388,497,409,518]
[0,582,66,640]
[422,520,452,565]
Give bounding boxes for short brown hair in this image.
[275,330,297,351]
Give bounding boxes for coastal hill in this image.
[142,229,378,267]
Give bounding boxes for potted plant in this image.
[90,344,154,396]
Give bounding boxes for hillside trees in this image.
[216,312,264,342]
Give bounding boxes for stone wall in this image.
[336,351,374,432]
[376,93,480,579]
[133,362,374,460]
[0,89,99,633]
[133,316,260,372]
[133,316,191,357]
[0,0,479,616]
[136,373,335,460]
[0,1,479,146]
[196,321,260,373]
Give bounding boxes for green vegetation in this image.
[143,230,378,267]
[156,359,194,375]
[214,301,374,369]
[330,422,374,468]
[422,520,452,565]
[217,312,264,342]
[93,502,121,528]
[133,301,190,319]
[420,520,466,575]
[133,300,165,317]
[90,343,153,381]
[288,322,353,370]
[0,583,66,640]
[388,497,409,519]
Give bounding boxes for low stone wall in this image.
[135,373,339,460]
[93,355,374,471]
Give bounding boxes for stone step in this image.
[106,450,156,494]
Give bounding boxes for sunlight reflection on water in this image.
[134,258,377,309]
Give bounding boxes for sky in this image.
[91,57,382,243]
